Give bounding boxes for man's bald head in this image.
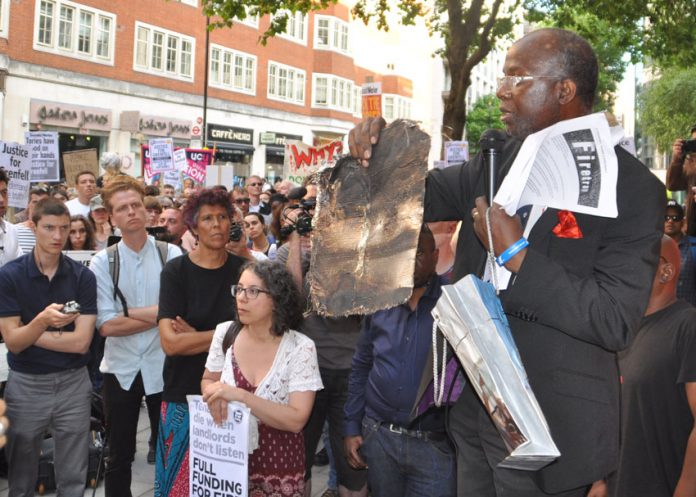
[515,28,598,110]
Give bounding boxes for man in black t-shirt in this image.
[610,235,696,496]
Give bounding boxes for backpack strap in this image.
[222,321,242,355]
[106,244,129,317]
[155,240,169,268]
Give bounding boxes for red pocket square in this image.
[552,210,583,239]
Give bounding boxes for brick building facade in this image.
[0,0,414,183]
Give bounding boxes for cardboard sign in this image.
[63,149,98,187]
[25,131,60,182]
[188,396,249,497]
[0,141,32,208]
[283,140,343,185]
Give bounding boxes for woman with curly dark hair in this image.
[63,215,96,250]
[155,188,246,497]
[202,260,322,497]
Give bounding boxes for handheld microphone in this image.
[479,129,507,204]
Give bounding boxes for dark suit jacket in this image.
[424,138,665,493]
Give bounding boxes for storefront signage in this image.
[30,100,112,132]
[260,132,303,146]
[207,124,253,146]
[120,111,192,140]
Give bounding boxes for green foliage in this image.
[202,0,336,44]
[466,94,504,154]
[528,4,637,111]
[525,0,696,69]
[639,68,696,152]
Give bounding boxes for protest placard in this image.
[187,395,249,497]
[445,140,469,166]
[0,141,32,208]
[148,138,175,173]
[283,140,343,185]
[24,131,59,182]
[361,82,382,118]
[63,250,98,267]
[142,146,211,185]
[63,149,98,186]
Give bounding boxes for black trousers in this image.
[303,368,367,491]
[448,384,590,497]
[103,372,161,497]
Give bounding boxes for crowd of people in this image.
[0,26,693,497]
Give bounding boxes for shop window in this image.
[314,15,349,54]
[133,21,195,81]
[209,44,256,95]
[34,0,115,64]
[268,61,305,106]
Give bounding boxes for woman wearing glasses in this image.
[202,261,322,497]
[156,188,246,497]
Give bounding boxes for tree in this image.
[525,0,696,69]
[204,0,523,144]
[528,4,638,111]
[639,67,696,152]
[465,94,504,155]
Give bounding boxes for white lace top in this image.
[206,321,324,402]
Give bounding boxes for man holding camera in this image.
[0,197,97,496]
[667,124,696,235]
[90,176,181,496]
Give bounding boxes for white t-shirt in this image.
[0,220,23,268]
[65,198,91,217]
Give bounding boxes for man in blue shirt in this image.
[663,200,696,306]
[90,176,182,496]
[343,225,456,497]
[0,197,97,497]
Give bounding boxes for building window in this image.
[209,44,256,95]
[0,0,9,38]
[268,61,305,105]
[314,15,349,54]
[176,0,197,6]
[272,11,307,45]
[383,94,412,121]
[34,0,115,64]
[312,74,356,114]
[133,22,195,81]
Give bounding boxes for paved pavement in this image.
[0,405,330,497]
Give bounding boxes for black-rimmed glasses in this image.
[231,285,271,300]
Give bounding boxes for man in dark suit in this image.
[349,28,665,496]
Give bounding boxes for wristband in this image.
[496,237,529,267]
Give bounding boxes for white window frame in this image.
[267,61,305,106]
[235,7,259,29]
[209,44,257,96]
[33,0,115,65]
[133,21,195,82]
[382,93,412,121]
[0,0,10,39]
[314,15,349,54]
[176,0,197,6]
[311,73,356,114]
[271,10,307,46]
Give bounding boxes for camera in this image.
[280,209,313,239]
[683,139,696,154]
[229,222,244,242]
[62,301,81,314]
